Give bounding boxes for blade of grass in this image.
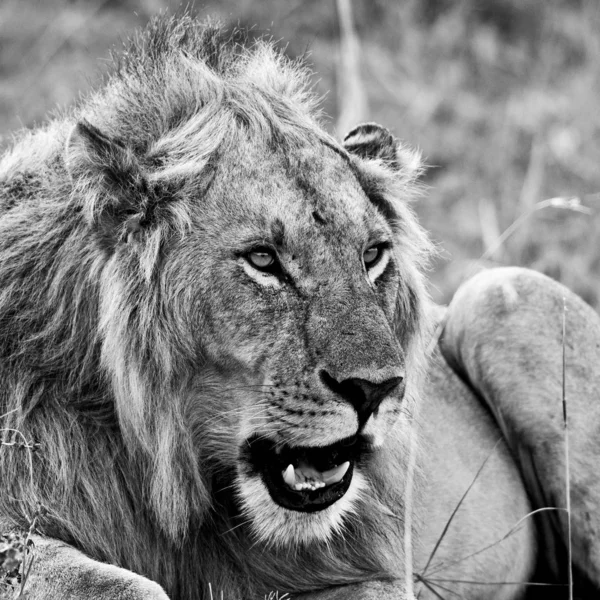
[561,296,573,600]
[428,196,594,355]
[425,506,567,577]
[478,197,503,262]
[420,439,502,576]
[416,575,464,599]
[0,409,18,420]
[417,577,450,600]
[335,0,367,135]
[0,428,36,488]
[17,552,34,599]
[424,577,567,588]
[403,408,419,598]
[480,197,592,264]
[17,505,45,598]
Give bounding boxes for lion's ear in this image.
[343,122,422,180]
[65,120,150,241]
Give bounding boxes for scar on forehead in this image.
[312,210,326,225]
[271,218,285,246]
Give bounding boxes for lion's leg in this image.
[15,536,170,600]
[440,267,600,591]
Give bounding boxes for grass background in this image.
[1,0,599,307]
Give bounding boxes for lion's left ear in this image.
[343,122,422,180]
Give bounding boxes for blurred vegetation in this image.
[1,0,599,307]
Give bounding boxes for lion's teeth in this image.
[292,481,325,491]
[282,461,351,490]
[322,461,350,485]
[283,464,296,488]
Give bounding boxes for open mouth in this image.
[243,435,369,512]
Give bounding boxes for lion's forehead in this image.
[206,138,385,263]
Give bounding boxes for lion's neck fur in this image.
[0,138,420,600]
[2,403,410,599]
[0,220,417,592]
[0,197,421,595]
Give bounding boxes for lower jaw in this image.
[233,468,368,547]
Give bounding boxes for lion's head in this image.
[0,16,432,564]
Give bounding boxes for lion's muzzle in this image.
[242,434,371,512]
[319,370,404,427]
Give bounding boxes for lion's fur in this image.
[0,15,434,599]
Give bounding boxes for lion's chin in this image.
[236,468,367,547]
[235,434,370,546]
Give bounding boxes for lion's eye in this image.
[246,249,276,271]
[363,243,391,283]
[363,245,382,268]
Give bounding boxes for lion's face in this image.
[165,130,422,546]
[64,97,427,545]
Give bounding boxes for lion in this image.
[1,14,599,600]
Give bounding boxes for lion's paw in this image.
[20,537,170,600]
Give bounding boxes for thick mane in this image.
[0,15,432,600]
[0,13,326,537]
[90,16,327,177]
[1,16,325,183]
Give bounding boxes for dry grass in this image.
[0,532,25,599]
[0,413,42,599]
[0,528,35,600]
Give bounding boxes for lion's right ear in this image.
[343,122,422,181]
[65,121,151,240]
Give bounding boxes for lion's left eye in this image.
[363,244,383,268]
[246,249,277,271]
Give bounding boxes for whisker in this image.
[215,482,240,494]
[201,403,271,427]
[247,532,266,552]
[220,517,253,537]
[212,384,275,394]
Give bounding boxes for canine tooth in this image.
[322,461,350,485]
[283,464,296,488]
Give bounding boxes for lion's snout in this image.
[306,296,406,428]
[319,370,404,427]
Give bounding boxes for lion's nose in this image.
[319,370,404,427]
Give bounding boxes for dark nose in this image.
[320,370,404,427]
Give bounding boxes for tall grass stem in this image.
[561,297,573,600]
